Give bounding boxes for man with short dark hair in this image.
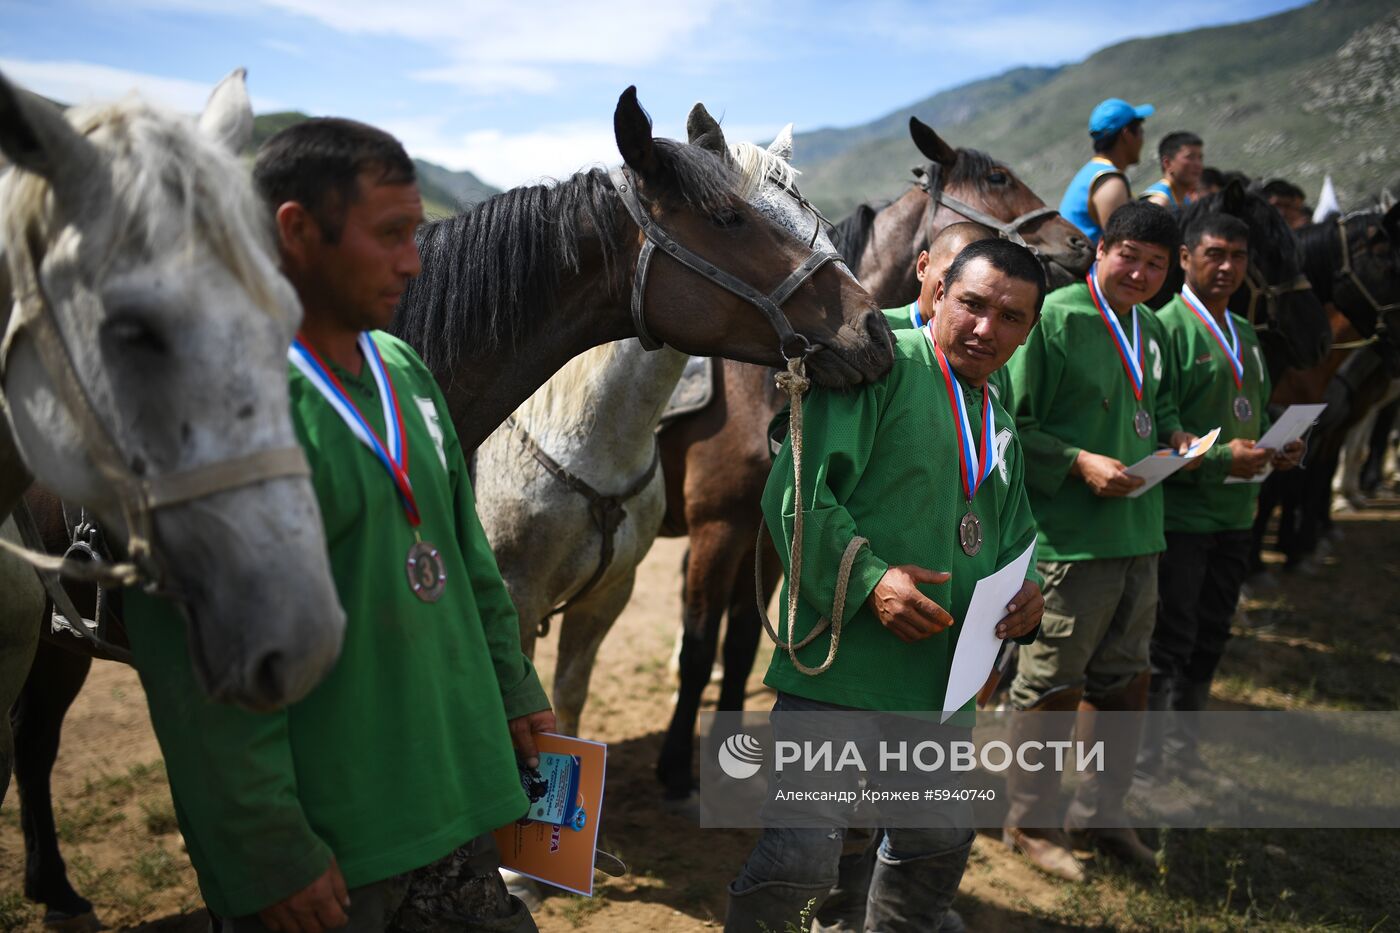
[884,222,995,332]
[1002,202,1194,881]
[125,118,551,932]
[1059,98,1153,247]
[726,238,1048,932]
[1136,212,1303,787]
[1141,131,1204,211]
[1262,179,1310,229]
[1198,167,1226,197]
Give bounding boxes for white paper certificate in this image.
[941,537,1037,721]
[1122,426,1222,498]
[1224,404,1327,484]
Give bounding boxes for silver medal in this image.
[958,511,983,557]
[406,539,447,602]
[1133,409,1153,439]
[1233,395,1253,422]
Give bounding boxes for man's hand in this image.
[509,709,558,769]
[1272,439,1306,471]
[867,565,954,643]
[1227,437,1273,478]
[258,859,350,933]
[1071,450,1145,497]
[1170,430,1206,472]
[997,579,1044,640]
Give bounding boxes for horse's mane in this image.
[394,139,740,382]
[829,147,999,265]
[728,140,799,197]
[509,139,790,439]
[0,98,287,320]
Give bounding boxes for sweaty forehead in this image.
[1111,240,1171,263]
[1197,234,1249,252]
[953,258,1038,310]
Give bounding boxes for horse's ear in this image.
[0,69,100,195]
[199,67,254,154]
[615,86,661,179]
[909,117,956,167]
[685,102,726,156]
[1222,178,1248,216]
[1380,188,1397,213]
[768,123,794,162]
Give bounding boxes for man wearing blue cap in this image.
[1059,98,1154,247]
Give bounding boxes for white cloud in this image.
[0,58,281,112]
[383,113,786,190]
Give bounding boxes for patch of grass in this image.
[133,847,182,891]
[141,798,180,836]
[56,798,126,843]
[0,891,38,933]
[558,892,607,928]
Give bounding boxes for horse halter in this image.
[1335,213,1400,319]
[607,167,843,360]
[1240,261,1312,332]
[0,235,311,591]
[915,163,1060,254]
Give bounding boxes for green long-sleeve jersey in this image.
[1004,281,1183,561]
[1156,295,1273,532]
[125,332,548,917]
[761,327,1039,712]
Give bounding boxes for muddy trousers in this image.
[215,834,537,933]
[725,694,973,932]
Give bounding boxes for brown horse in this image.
[652,122,1095,801]
[829,117,1093,304]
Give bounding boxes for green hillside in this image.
[797,0,1399,219]
[250,112,500,218]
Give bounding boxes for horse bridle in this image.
[608,167,844,359]
[1240,262,1312,332]
[0,234,311,591]
[915,163,1060,254]
[1335,212,1400,322]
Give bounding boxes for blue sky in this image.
[1,0,1307,189]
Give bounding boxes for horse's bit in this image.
[914,162,1060,254]
[505,415,660,638]
[607,167,844,359]
[1,226,311,594]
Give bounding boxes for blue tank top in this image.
[1140,179,1195,211]
[1059,157,1126,247]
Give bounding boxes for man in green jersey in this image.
[726,239,1047,932]
[124,120,553,932]
[1136,212,1303,786]
[1002,202,1194,881]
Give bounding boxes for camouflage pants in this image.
[218,834,537,933]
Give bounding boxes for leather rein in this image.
[0,225,311,595]
[914,162,1060,254]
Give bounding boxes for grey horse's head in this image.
[0,69,344,710]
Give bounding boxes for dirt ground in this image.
[3,495,1400,932]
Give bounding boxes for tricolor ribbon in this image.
[925,324,994,502]
[1086,266,1145,400]
[1180,283,1244,389]
[908,300,925,329]
[289,332,421,526]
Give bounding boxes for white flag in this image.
[1313,175,1341,223]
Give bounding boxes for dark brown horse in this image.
[829,117,1093,304]
[652,122,1094,801]
[1254,204,1400,572]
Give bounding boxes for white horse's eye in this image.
[103,313,170,356]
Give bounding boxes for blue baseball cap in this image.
[1089,98,1154,138]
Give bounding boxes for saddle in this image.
[658,356,715,428]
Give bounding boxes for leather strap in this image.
[916,163,1061,253]
[608,167,839,361]
[506,415,661,635]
